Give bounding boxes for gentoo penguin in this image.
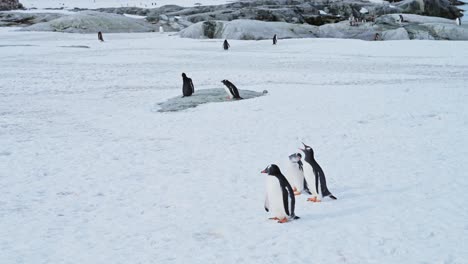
[284,153,306,196]
[181,73,194,97]
[273,34,277,45]
[221,80,243,100]
[261,164,299,223]
[299,143,337,202]
[97,31,104,42]
[223,39,230,50]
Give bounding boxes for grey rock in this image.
[0,11,64,27]
[0,0,23,11]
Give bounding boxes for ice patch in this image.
[59,45,90,48]
[156,88,267,112]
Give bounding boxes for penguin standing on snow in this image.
[262,164,299,223]
[273,34,278,45]
[223,39,230,50]
[299,143,337,202]
[98,31,104,42]
[221,80,243,100]
[181,73,194,97]
[284,153,310,196]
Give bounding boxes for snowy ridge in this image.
[20,11,156,33]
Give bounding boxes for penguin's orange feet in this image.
[277,218,288,223]
[307,197,321,202]
[269,217,279,220]
[294,191,301,196]
[293,187,298,192]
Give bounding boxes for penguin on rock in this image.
[261,164,299,223]
[299,143,337,202]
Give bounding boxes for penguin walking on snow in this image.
[273,34,277,45]
[284,153,310,196]
[221,80,243,99]
[299,143,337,202]
[262,164,299,223]
[98,31,104,42]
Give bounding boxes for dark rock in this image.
[0,0,23,11]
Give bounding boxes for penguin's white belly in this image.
[285,163,304,191]
[303,163,321,197]
[266,177,287,219]
[223,86,233,99]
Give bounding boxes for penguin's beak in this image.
[302,142,307,147]
[261,169,267,174]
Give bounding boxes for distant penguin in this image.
[261,164,299,223]
[159,26,164,33]
[284,153,305,196]
[98,31,104,42]
[456,17,461,26]
[221,80,243,99]
[299,142,337,202]
[273,34,277,45]
[181,73,194,97]
[223,39,230,50]
[399,14,404,23]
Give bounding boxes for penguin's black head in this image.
[300,142,314,156]
[261,164,282,176]
[182,73,187,78]
[221,79,227,84]
[288,153,302,162]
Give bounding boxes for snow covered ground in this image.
[20,0,236,9]
[1,28,468,263]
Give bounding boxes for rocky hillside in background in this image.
[96,0,463,27]
[0,0,22,11]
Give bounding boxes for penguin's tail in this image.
[328,194,337,200]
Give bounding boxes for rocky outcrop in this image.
[395,0,462,19]
[179,14,468,41]
[0,0,22,11]
[20,11,157,33]
[96,0,462,25]
[0,12,63,27]
[179,19,319,40]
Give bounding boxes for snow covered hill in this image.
[20,0,235,9]
[0,28,467,263]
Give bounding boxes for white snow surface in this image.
[1,29,468,263]
[20,0,235,9]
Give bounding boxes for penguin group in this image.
[180,73,243,100]
[262,142,337,223]
[180,35,279,100]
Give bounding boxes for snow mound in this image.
[20,11,156,33]
[157,88,267,112]
[381,28,410,40]
[179,19,318,40]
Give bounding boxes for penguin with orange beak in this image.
[261,164,299,223]
[299,143,337,202]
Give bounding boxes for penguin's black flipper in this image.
[303,179,312,194]
[264,207,269,212]
[328,195,337,200]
